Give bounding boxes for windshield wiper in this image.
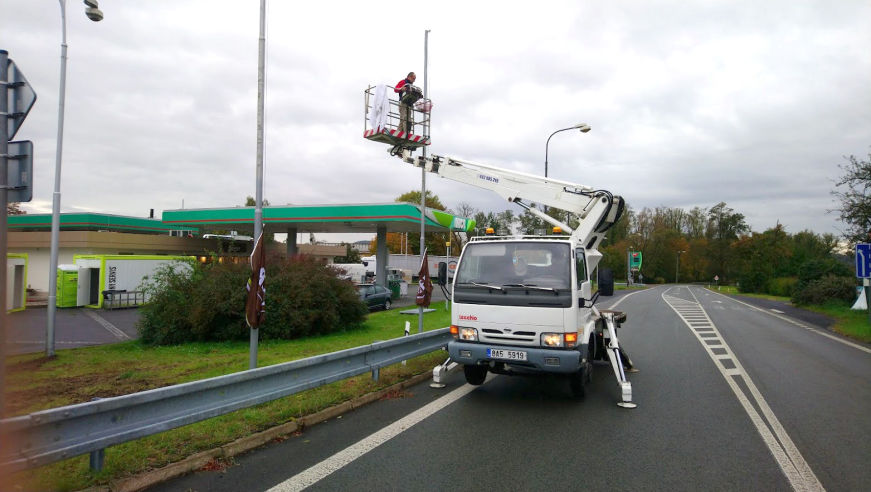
[502,283,558,293]
[456,281,503,291]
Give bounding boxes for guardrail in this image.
[0,328,452,474]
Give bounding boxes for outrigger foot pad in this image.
[617,402,638,409]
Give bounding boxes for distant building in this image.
[352,240,371,253]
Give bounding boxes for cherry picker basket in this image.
[363,84,431,150]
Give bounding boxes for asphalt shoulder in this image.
[713,291,835,329]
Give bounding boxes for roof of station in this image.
[161,203,475,234]
[7,213,196,234]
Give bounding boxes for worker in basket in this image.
[395,71,422,134]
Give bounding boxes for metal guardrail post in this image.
[88,397,104,471]
[89,448,104,472]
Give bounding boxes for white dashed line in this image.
[707,290,871,355]
[268,381,481,492]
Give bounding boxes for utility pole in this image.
[418,29,430,334]
[250,0,267,369]
[675,250,685,284]
[1,49,10,416]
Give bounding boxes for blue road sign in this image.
[855,243,871,278]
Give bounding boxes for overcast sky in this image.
[3,0,870,240]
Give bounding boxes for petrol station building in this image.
[7,203,473,297]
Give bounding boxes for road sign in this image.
[630,251,642,269]
[855,243,871,278]
[6,140,33,202]
[6,59,37,140]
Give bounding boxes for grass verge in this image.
[803,302,871,343]
[4,305,451,491]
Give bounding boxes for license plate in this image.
[486,348,528,361]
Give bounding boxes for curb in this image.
[105,370,435,492]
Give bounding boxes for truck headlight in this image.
[459,327,478,341]
[541,333,564,347]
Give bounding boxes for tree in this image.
[244,196,274,242]
[831,151,871,244]
[7,202,26,215]
[393,190,455,255]
[245,196,271,207]
[395,190,444,210]
[333,243,362,263]
[706,202,749,282]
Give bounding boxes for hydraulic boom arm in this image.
[399,151,624,259]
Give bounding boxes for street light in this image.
[544,123,590,178]
[46,0,103,357]
[675,250,686,284]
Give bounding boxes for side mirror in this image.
[437,262,448,286]
[578,291,600,308]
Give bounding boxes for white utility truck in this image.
[363,86,636,406]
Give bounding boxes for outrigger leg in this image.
[601,311,637,409]
[431,356,458,388]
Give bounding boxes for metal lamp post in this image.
[46,0,104,357]
[675,250,685,284]
[544,123,590,178]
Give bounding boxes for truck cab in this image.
[446,236,597,393]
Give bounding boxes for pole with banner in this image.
[416,247,433,317]
[246,233,266,368]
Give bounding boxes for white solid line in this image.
[707,289,871,355]
[83,309,131,340]
[604,287,647,311]
[268,382,481,492]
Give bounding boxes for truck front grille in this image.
[481,328,536,343]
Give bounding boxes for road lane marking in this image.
[707,290,871,354]
[83,309,131,340]
[663,287,824,492]
[604,288,647,311]
[268,381,481,492]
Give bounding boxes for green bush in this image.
[766,277,797,297]
[138,255,367,345]
[791,275,856,306]
[138,260,201,345]
[797,258,851,285]
[738,271,767,293]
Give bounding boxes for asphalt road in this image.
[149,286,871,492]
[5,306,139,355]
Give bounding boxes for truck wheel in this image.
[463,364,487,385]
[598,268,614,296]
[569,367,587,398]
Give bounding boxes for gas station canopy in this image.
[161,203,475,235]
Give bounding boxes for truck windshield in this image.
[455,242,571,290]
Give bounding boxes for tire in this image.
[384,298,391,310]
[598,268,614,296]
[569,367,587,398]
[463,364,487,385]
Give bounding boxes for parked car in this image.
[356,283,392,311]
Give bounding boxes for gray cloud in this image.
[3,0,869,238]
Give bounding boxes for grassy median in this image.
[5,305,451,491]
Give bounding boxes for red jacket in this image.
[395,78,412,94]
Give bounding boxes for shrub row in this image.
[138,255,367,345]
[791,275,856,306]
